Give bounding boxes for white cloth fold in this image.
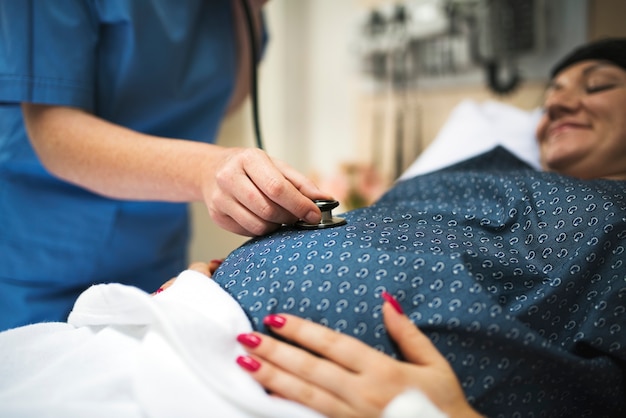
[0,270,443,417]
[0,271,322,418]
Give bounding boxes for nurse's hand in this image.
[203,147,331,236]
[22,105,328,237]
[235,294,482,418]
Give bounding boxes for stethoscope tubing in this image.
[239,0,265,150]
[238,1,346,230]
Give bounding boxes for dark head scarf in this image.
[550,38,626,78]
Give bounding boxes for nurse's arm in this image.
[21,104,327,236]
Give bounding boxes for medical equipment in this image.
[295,199,347,230]
[239,0,264,150]
[357,0,550,94]
[240,0,346,230]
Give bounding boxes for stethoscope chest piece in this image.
[295,199,347,230]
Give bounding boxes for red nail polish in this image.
[210,259,223,266]
[236,355,261,372]
[382,291,404,314]
[155,287,164,294]
[237,333,262,348]
[263,314,287,328]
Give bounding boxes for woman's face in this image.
[536,60,626,180]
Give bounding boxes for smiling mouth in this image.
[551,125,576,137]
[547,123,589,139]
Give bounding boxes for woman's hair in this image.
[550,38,626,78]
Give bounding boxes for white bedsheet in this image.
[0,270,443,418]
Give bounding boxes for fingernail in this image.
[237,333,262,348]
[210,259,223,266]
[236,355,261,372]
[263,314,287,328]
[155,287,164,294]
[382,291,404,314]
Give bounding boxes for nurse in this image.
[0,0,328,330]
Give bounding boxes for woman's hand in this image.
[202,147,331,236]
[152,260,222,295]
[235,293,482,418]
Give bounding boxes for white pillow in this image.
[399,99,542,180]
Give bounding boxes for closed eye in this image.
[586,83,620,94]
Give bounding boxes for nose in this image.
[543,86,582,119]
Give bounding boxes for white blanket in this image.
[0,270,444,418]
[0,271,322,418]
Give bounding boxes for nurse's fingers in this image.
[207,147,332,236]
[208,196,282,237]
[272,158,333,201]
[235,149,323,225]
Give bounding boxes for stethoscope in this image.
[239,0,346,230]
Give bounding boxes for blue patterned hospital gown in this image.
[213,147,626,417]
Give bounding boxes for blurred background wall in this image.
[189,0,626,263]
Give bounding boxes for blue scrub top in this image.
[0,0,238,329]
